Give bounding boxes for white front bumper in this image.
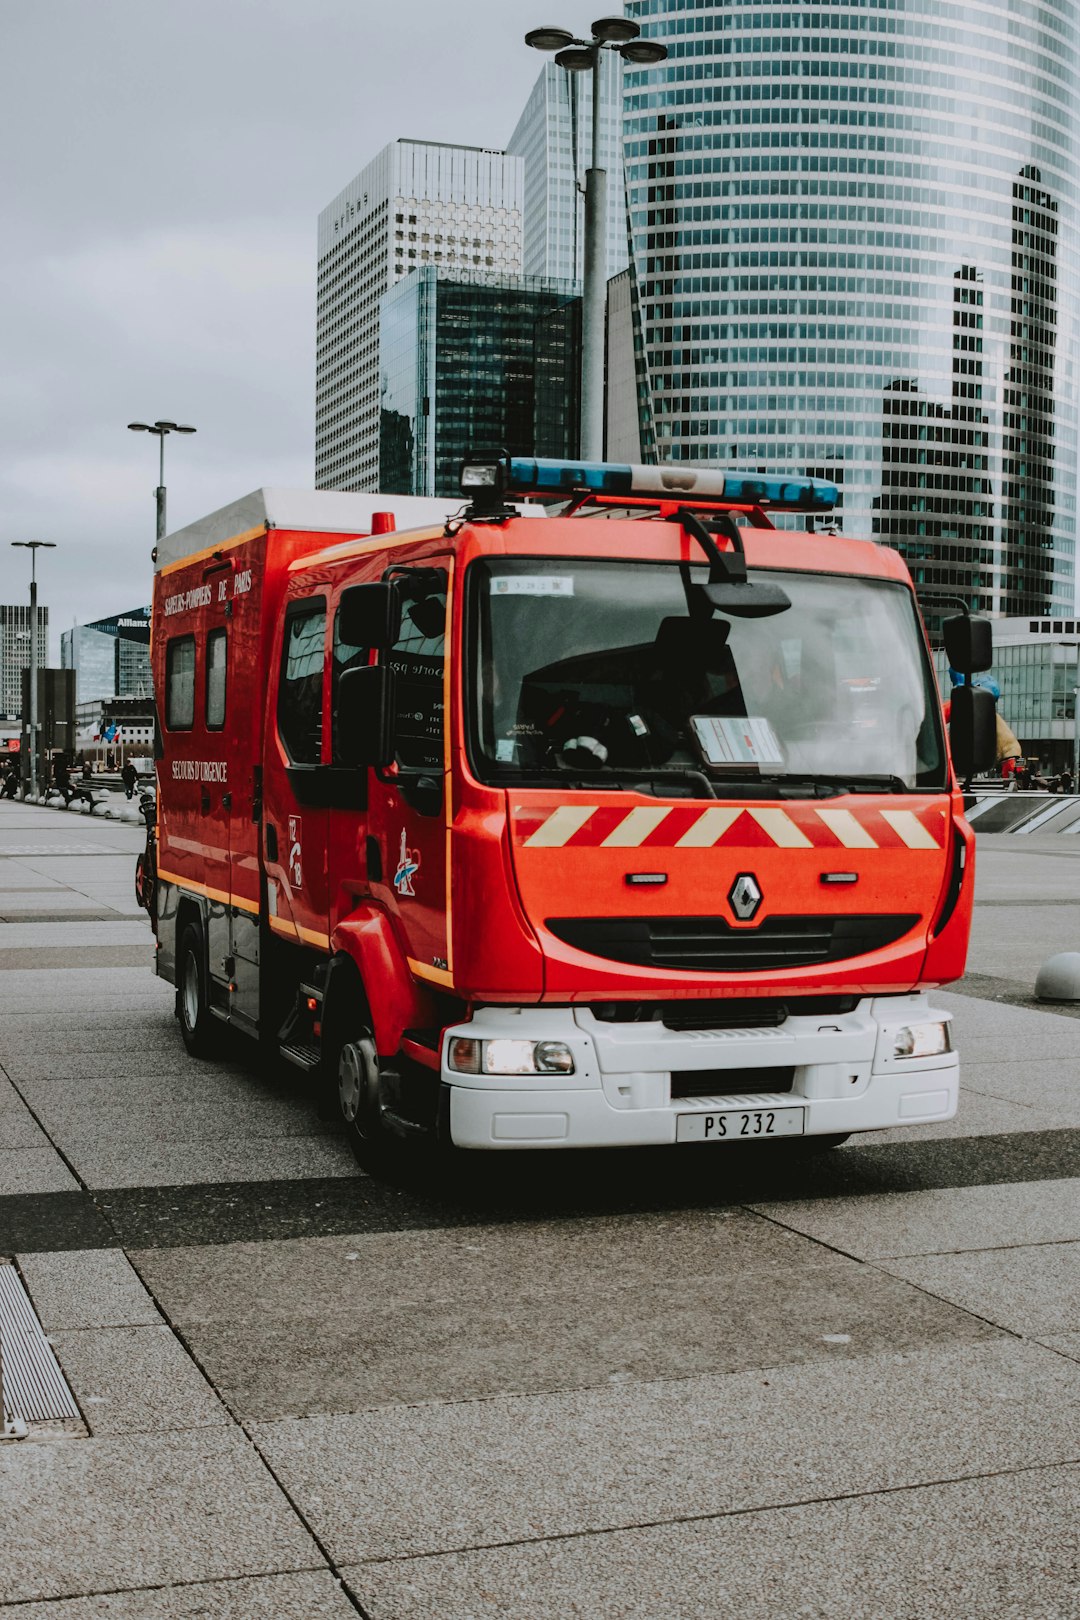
[441,997,958,1150]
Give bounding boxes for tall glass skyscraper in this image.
[379,267,579,496]
[622,1,1079,618]
[508,57,628,284]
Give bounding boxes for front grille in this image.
[671,1066,796,1099]
[547,914,918,973]
[589,996,859,1029]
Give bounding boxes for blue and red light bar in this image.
[460,454,838,512]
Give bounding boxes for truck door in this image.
[367,563,452,990]
[263,595,331,955]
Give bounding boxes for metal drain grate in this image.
[0,1262,80,1426]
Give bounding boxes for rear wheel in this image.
[177,923,218,1058]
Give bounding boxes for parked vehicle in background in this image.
[139,460,996,1176]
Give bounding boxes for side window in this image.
[278,600,326,764]
[331,608,369,760]
[385,575,447,770]
[165,636,195,731]
[206,629,227,730]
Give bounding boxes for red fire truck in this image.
[140,459,995,1171]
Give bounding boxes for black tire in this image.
[334,1031,416,1176]
[176,923,218,1058]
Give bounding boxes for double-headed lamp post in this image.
[11,540,57,799]
[127,419,196,546]
[526,18,667,460]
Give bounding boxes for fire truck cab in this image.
[144,458,995,1171]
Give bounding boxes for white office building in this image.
[507,58,628,285]
[316,140,524,493]
[0,605,48,721]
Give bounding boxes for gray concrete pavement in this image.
[1,801,1079,1617]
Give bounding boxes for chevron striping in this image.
[816,808,879,849]
[600,806,672,847]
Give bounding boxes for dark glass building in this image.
[379,268,579,495]
[622,0,1079,620]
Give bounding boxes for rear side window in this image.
[165,636,195,730]
[206,629,227,730]
[278,600,326,764]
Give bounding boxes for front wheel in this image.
[177,923,219,1058]
[336,1033,442,1178]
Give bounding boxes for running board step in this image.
[279,1041,321,1073]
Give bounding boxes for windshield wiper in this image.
[566,767,716,799]
[750,772,911,795]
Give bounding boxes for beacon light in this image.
[461,455,838,512]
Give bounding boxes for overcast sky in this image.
[1,0,559,655]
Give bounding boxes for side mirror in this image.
[339,583,401,650]
[336,664,396,767]
[943,613,992,674]
[949,684,996,779]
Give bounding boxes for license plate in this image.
[677,1107,805,1143]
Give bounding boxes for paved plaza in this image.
[1,799,1078,1617]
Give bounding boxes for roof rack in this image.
[459,454,838,520]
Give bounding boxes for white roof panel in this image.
[155,488,467,571]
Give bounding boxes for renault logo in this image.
[728,873,763,921]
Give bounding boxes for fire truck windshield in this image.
[468,558,946,795]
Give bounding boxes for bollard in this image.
[1035,952,1080,1001]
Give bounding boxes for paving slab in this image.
[752,1177,1080,1259]
[0,1427,321,1606]
[0,1148,79,1197]
[131,1216,1002,1419]
[0,922,151,945]
[0,946,154,971]
[853,1086,1058,1144]
[881,1241,1080,1336]
[0,1024,180,1057]
[50,1324,230,1436]
[0,1191,116,1254]
[0,1050,226,1082]
[0,893,109,914]
[963,1062,1080,1118]
[24,1093,337,1150]
[0,1078,55,1150]
[250,1340,1079,1563]
[18,1249,161,1328]
[71,1134,359,1191]
[344,1462,1080,1620]
[0,1571,361,1619]
[1036,1331,1080,1362]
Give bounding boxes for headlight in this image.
[447,1037,575,1076]
[891,1021,951,1060]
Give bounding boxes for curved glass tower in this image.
[622,1,1079,617]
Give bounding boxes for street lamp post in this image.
[127,419,196,546]
[10,541,57,799]
[526,19,667,460]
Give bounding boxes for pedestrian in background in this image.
[52,753,75,805]
[121,760,137,800]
